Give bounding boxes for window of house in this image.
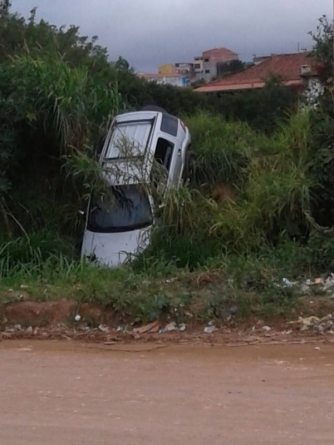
[204,58,210,62]
[194,64,201,69]
[205,69,210,74]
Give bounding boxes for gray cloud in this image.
[14,0,332,71]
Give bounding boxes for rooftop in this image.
[195,52,315,93]
[202,47,238,58]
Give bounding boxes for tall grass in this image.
[1,51,126,242]
[184,112,256,186]
[8,53,124,152]
[137,110,316,268]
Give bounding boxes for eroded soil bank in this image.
[1,299,334,346]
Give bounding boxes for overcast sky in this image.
[13,0,333,72]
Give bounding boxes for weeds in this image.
[0,251,301,322]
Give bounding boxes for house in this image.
[194,52,321,95]
[147,47,238,85]
[193,47,239,82]
[139,61,196,87]
[173,62,195,76]
[158,63,195,77]
[158,64,174,75]
[137,72,190,88]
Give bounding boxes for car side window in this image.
[154,138,174,172]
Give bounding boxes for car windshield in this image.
[87,185,153,233]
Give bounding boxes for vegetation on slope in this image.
[0,5,333,321]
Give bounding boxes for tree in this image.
[216,59,245,78]
[114,56,132,72]
[0,10,124,238]
[311,15,333,97]
[308,16,334,227]
[0,0,11,16]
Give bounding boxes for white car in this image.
[81,106,192,267]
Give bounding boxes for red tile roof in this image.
[202,47,238,60]
[195,52,314,93]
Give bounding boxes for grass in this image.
[182,111,314,253]
[0,261,299,323]
[0,236,327,324]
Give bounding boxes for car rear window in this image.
[160,114,178,137]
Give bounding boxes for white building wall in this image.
[146,76,187,87]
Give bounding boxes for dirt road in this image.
[0,340,333,445]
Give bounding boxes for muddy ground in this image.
[0,340,333,445]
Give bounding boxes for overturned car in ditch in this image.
[81,106,193,267]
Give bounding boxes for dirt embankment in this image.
[1,300,334,346]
